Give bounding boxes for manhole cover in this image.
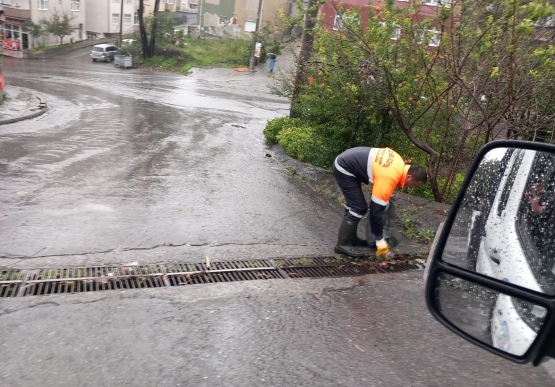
[0,256,424,298]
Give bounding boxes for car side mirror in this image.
[425,140,555,365]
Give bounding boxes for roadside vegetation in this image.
[267,0,555,203]
[130,5,282,74]
[140,38,253,73]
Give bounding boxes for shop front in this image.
[1,7,30,58]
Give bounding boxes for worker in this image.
[333,147,427,257]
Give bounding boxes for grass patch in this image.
[178,38,251,73]
[284,166,297,175]
[27,44,69,53]
[397,209,436,245]
[142,38,251,74]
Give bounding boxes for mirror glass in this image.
[435,273,547,356]
[442,147,555,295]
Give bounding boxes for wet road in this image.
[1,272,552,387]
[1,49,554,386]
[0,49,339,258]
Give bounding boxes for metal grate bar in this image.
[0,257,422,297]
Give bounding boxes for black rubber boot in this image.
[334,218,365,258]
[352,235,367,247]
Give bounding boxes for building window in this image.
[333,12,359,31]
[112,0,120,3]
[2,0,12,5]
[380,22,402,40]
[71,0,80,11]
[165,0,175,3]
[333,13,342,30]
[112,14,120,25]
[4,24,22,51]
[125,0,131,3]
[124,14,131,25]
[421,28,441,46]
[424,0,451,6]
[37,0,48,10]
[134,12,139,25]
[244,20,256,32]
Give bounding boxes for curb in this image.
[24,37,118,60]
[0,96,48,125]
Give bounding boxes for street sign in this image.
[254,42,262,58]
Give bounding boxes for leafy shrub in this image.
[264,117,297,144]
[275,121,344,169]
[276,123,318,161]
[155,46,193,61]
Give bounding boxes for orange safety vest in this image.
[370,148,410,206]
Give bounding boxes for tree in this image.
[40,11,77,46]
[292,0,555,202]
[290,0,321,118]
[24,20,44,48]
[137,0,165,59]
[149,0,162,57]
[138,0,149,58]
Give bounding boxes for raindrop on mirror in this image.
[442,148,555,295]
[436,273,547,356]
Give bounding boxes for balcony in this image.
[3,6,31,21]
[177,7,198,13]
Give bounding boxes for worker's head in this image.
[405,165,427,188]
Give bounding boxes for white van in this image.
[90,44,118,62]
[473,148,555,355]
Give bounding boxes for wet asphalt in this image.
[0,48,339,259]
[0,48,553,385]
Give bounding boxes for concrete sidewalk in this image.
[0,86,47,125]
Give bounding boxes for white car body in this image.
[475,149,544,356]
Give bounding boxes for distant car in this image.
[90,44,118,62]
[121,39,136,46]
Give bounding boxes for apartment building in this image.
[1,0,86,56]
[199,0,289,38]
[86,0,140,39]
[320,0,457,47]
[86,0,183,39]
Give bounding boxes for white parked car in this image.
[473,148,554,355]
[121,39,136,46]
[90,44,118,62]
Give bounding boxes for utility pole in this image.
[290,0,318,118]
[198,0,203,38]
[119,0,124,47]
[248,0,264,71]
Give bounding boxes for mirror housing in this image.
[425,140,555,365]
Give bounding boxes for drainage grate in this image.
[0,256,424,297]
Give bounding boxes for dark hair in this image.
[408,165,427,184]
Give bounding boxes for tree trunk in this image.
[138,0,149,58]
[290,0,318,118]
[59,36,64,46]
[149,0,162,58]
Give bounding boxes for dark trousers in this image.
[333,165,368,222]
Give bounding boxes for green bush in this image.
[264,117,296,144]
[276,123,318,161]
[275,121,342,169]
[265,117,349,170]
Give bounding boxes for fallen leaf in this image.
[206,256,211,269]
[354,344,366,352]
